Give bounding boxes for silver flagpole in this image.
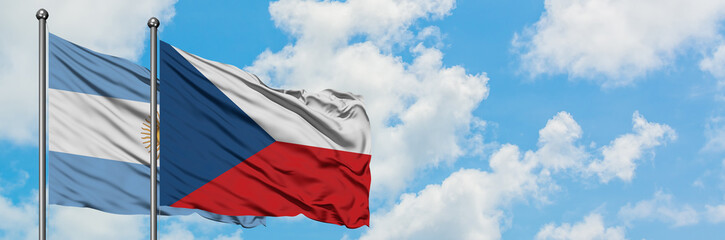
[36,8,48,240]
[147,17,159,240]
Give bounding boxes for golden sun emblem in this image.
[141,114,160,157]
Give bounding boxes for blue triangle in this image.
[160,41,275,206]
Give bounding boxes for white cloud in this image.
[514,0,725,87]
[360,112,582,240]
[160,224,195,240]
[535,213,627,240]
[528,111,587,172]
[160,214,247,240]
[360,111,674,239]
[705,204,725,223]
[0,0,176,144]
[701,43,725,84]
[247,0,488,197]
[618,191,699,227]
[213,230,244,240]
[49,206,146,240]
[359,145,540,240]
[531,111,675,184]
[586,112,676,183]
[703,116,725,152]
[0,191,37,240]
[266,0,454,51]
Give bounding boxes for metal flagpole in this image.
[147,17,160,240]
[36,8,48,240]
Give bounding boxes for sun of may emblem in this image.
[142,114,160,157]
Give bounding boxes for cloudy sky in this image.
[1,0,725,239]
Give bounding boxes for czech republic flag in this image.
[159,42,372,228]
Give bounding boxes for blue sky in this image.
[1,0,725,239]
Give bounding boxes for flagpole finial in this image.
[147,17,159,28]
[36,9,48,20]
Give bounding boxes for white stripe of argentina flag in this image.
[47,33,264,227]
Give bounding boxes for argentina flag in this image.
[47,33,264,227]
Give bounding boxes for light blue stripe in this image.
[48,151,265,227]
[48,33,154,103]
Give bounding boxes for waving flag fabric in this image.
[47,33,264,227]
[160,42,372,228]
